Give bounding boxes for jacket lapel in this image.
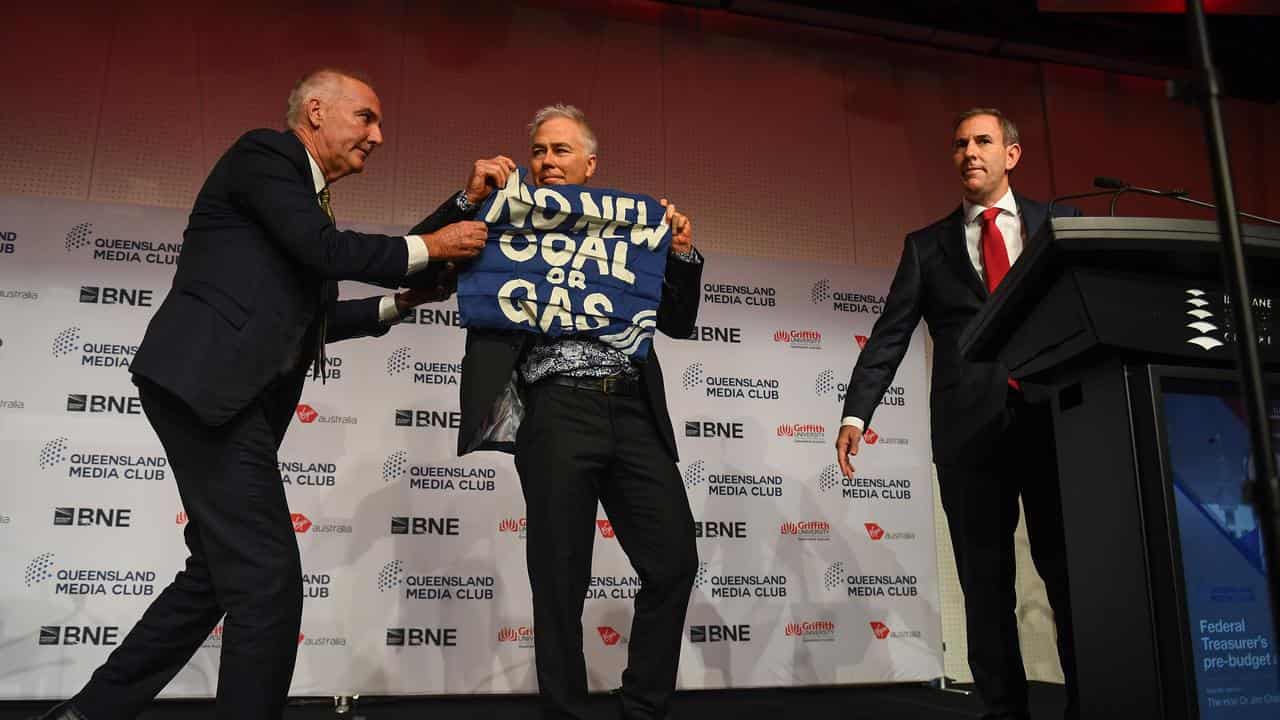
[1016,192,1048,252]
[939,205,988,300]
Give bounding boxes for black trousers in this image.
[73,377,303,719]
[514,382,699,720]
[936,394,1077,720]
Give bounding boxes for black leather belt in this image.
[538,374,641,396]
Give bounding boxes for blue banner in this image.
[457,168,671,358]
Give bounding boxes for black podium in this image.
[961,217,1280,719]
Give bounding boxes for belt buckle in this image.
[601,377,617,394]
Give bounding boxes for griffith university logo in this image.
[773,329,821,349]
[65,221,182,266]
[784,620,837,642]
[776,422,824,444]
[1184,289,1224,350]
[498,517,528,539]
[811,279,886,314]
[497,625,536,648]
[385,346,461,386]
[779,520,831,541]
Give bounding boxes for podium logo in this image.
[290,513,312,534]
[295,405,318,423]
[39,625,120,646]
[1184,289,1225,350]
[78,285,155,307]
[870,621,891,640]
[385,627,458,647]
[597,626,624,646]
[596,519,616,539]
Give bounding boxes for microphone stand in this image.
[1182,0,1280,652]
[1109,184,1280,226]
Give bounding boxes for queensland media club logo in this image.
[293,403,357,426]
[376,559,494,601]
[682,460,784,499]
[589,573,640,600]
[385,627,459,647]
[497,625,536,649]
[65,221,181,266]
[682,362,780,401]
[38,625,120,647]
[784,620,837,642]
[818,464,914,501]
[776,422,824,444]
[79,285,154,308]
[824,561,920,599]
[382,450,497,493]
[66,393,142,416]
[40,436,167,482]
[385,346,461,387]
[0,229,16,255]
[811,279,885,315]
[280,457,338,488]
[693,561,788,599]
[702,282,777,308]
[25,552,157,598]
[52,327,137,370]
[774,329,822,350]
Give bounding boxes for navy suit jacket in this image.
[131,129,444,427]
[841,193,1082,465]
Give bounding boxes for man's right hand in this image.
[423,221,486,261]
[835,425,863,479]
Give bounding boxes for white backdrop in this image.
[0,195,939,699]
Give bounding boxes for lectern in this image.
[961,217,1280,720]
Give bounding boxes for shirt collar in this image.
[305,150,326,195]
[963,186,1017,224]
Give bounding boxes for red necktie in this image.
[979,206,1010,292]
[979,206,1020,391]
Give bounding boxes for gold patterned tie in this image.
[313,187,335,381]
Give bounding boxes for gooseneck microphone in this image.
[1092,176,1279,226]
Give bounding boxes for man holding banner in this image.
[410,104,701,720]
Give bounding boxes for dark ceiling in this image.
[674,0,1279,103]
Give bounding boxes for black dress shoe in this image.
[30,700,87,720]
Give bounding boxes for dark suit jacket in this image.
[407,200,703,460]
[841,193,1081,465]
[130,128,445,427]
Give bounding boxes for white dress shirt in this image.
[840,188,1024,432]
[305,153,430,325]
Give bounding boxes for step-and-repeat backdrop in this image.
[0,195,939,698]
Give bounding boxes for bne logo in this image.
[395,409,462,429]
[66,394,142,415]
[684,421,744,439]
[680,325,742,344]
[54,507,131,528]
[694,521,747,539]
[79,286,154,307]
[690,624,751,643]
[0,230,16,254]
[39,625,120,646]
[386,627,457,647]
[402,308,462,327]
[391,516,461,536]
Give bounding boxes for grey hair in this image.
[285,69,370,128]
[528,103,597,155]
[954,107,1020,146]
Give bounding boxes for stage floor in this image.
[2,682,1068,719]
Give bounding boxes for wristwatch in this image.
[456,190,477,214]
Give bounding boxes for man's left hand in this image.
[396,264,457,312]
[660,198,693,255]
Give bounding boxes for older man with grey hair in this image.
[35,68,499,720]
[409,103,702,720]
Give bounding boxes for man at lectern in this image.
[37,68,488,720]
[835,108,1082,720]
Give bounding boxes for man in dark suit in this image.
[40,69,493,720]
[410,104,701,720]
[835,109,1080,720]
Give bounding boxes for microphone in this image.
[1093,176,1278,225]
